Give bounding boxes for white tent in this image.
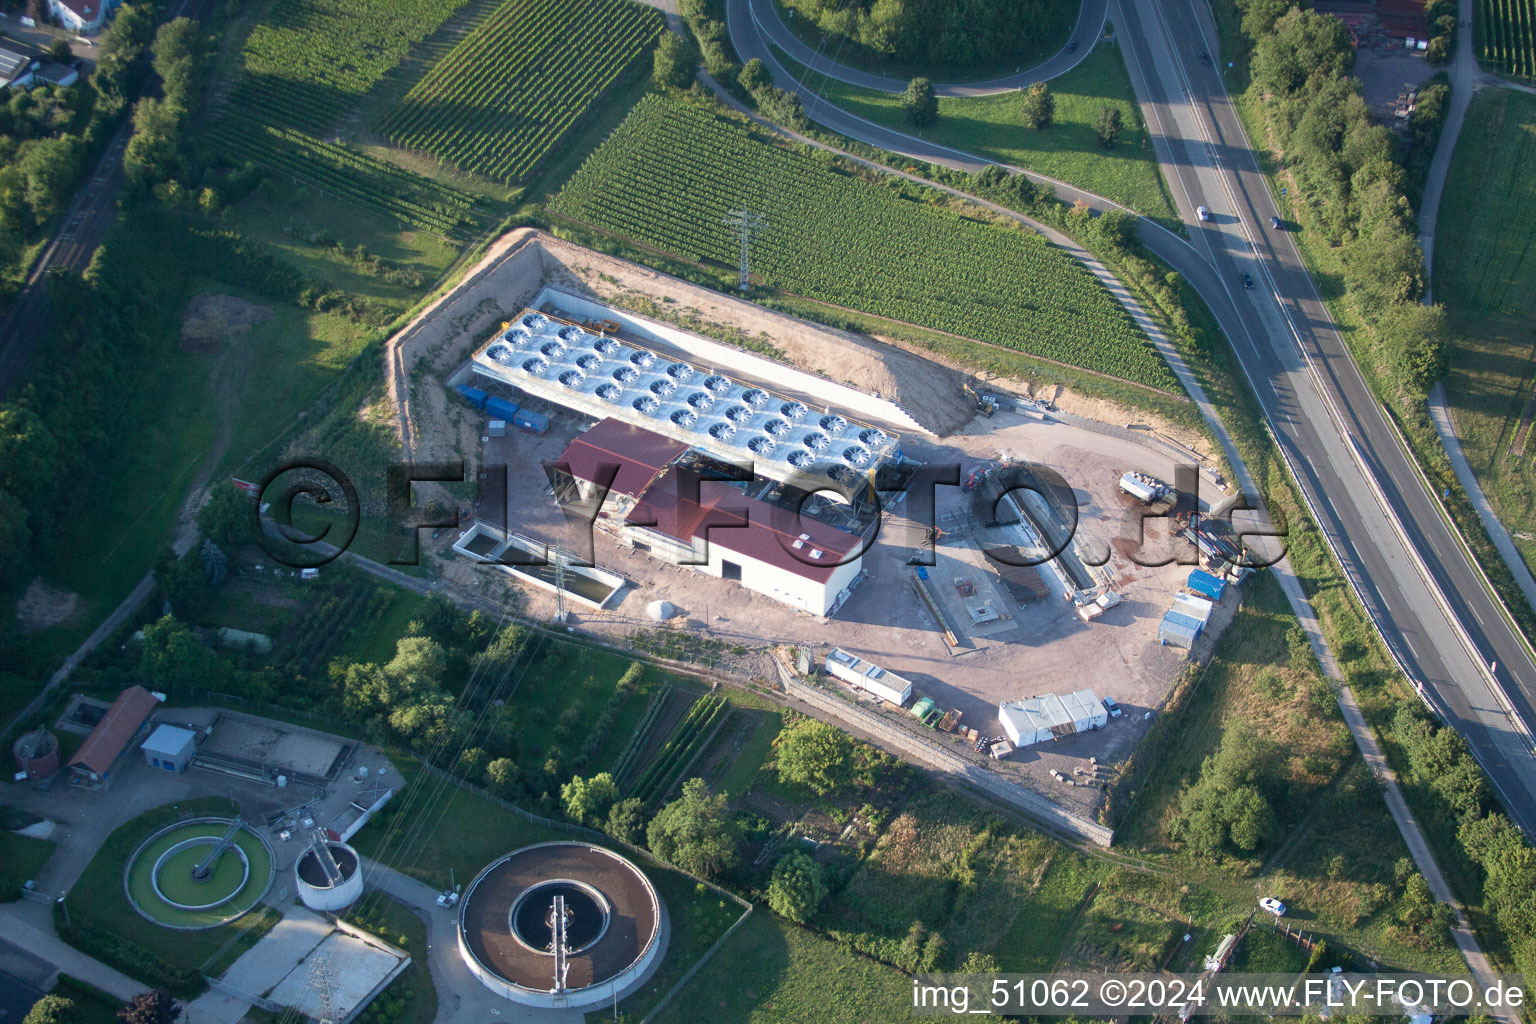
[998,689,1108,747]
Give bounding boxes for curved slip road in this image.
[746,0,1107,96]
[727,0,1536,838]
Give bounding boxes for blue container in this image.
[485,396,521,422]
[455,384,488,410]
[512,408,549,435]
[1186,569,1226,601]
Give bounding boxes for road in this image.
[728,0,1536,840]
[1117,0,1536,829]
[750,0,1107,96]
[0,0,217,399]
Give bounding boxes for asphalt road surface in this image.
[750,0,1108,96]
[728,0,1536,834]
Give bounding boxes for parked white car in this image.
[1259,897,1286,917]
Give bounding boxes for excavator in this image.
[964,383,999,417]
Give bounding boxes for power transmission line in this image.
[721,208,766,292]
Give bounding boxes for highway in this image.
[727,0,1536,834]
[0,0,217,399]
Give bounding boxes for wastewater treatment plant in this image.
[125,817,275,928]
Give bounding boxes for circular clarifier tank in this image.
[458,843,665,1011]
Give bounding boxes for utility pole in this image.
[553,547,567,623]
[722,208,766,292]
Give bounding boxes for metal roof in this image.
[626,468,864,583]
[1171,593,1213,623]
[142,723,196,756]
[554,418,689,498]
[69,685,157,775]
[999,689,1106,736]
[0,44,32,84]
[473,310,898,486]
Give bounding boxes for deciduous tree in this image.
[767,849,825,923]
[561,772,619,827]
[903,77,937,127]
[647,777,740,877]
[775,718,854,795]
[652,33,696,89]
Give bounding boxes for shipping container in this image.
[1119,471,1166,504]
[824,647,913,706]
[513,408,549,434]
[1186,569,1227,601]
[455,385,489,410]
[484,396,520,422]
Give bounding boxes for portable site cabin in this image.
[823,648,913,706]
[997,689,1108,747]
[1171,593,1214,624]
[455,384,489,410]
[1118,472,1165,504]
[1158,616,1200,648]
[1186,569,1227,601]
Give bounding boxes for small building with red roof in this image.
[623,465,866,616]
[68,684,160,784]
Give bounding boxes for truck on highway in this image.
[824,647,913,707]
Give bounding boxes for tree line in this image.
[780,0,1071,73]
[1238,1,1452,399]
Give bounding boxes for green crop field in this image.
[780,43,1177,222]
[1439,89,1536,571]
[237,0,472,137]
[551,96,1178,390]
[219,0,497,239]
[376,0,662,183]
[1478,0,1536,78]
[208,117,489,237]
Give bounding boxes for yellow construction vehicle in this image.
[965,383,999,417]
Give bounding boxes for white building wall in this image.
[702,542,860,616]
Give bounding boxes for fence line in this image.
[782,674,1114,847]
[640,906,755,1024]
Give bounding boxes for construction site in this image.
[386,244,1260,824]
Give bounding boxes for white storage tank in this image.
[295,838,363,911]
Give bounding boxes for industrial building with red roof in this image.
[68,685,159,783]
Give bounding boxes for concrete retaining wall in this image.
[784,676,1113,847]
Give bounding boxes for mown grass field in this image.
[60,798,282,992]
[653,911,921,1023]
[552,94,1178,390]
[782,41,1178,221]
[0,828,53,900]
[1437,89,1536,575]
